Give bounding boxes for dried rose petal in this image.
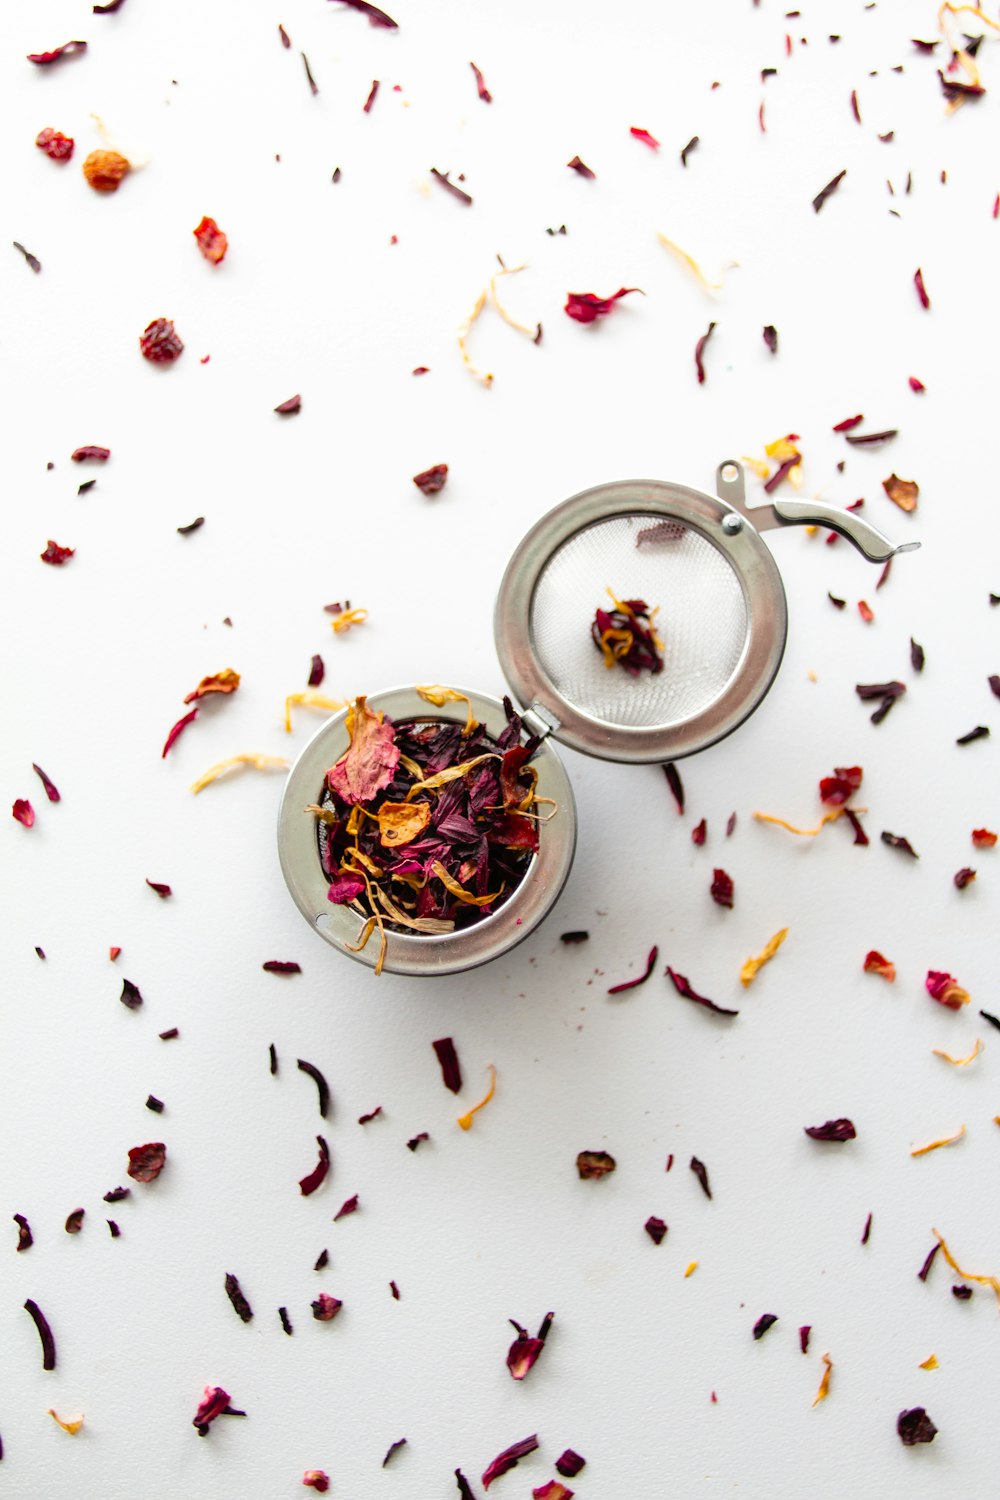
[925,971,969,1010]
[898,1407,937,1445]
[954,867,976,889]
[83,149,130,192]
[225,1273,253,1323]
[146,879,172,899]
[858,600,874,623]
[644,1216,668,1245]
[564,287,641,323]
[36,127,74,160]
[274,394,302,414]
[957,725,989,745]
[327,696,400,805]
[433,1037,462,1094]
[819,766,862,805]
[311,1293,342,1321]
[161,708,199,758]
[192,1385,245,1435]
[833,414,864,432]
[28,41,87,65]
[41,540,74,565]
[12,799,35,827]
[607,945,658,995]
[327,871,366,904]
[298,1060,331,1118]
[27,768,57,805]
[690,1156,712,1199]
[127,1142,166,1182]
[909,375,926,392]
[302,1471,330,1492]
[194,216,227,264]
[299,1136,330,1196]
[812,168,846,211]
[691,818,707,845]
[333,1194,359,1222]
[506,1311,553,1379]
[139,318,183,363]
[667,968,738,1017]
[577,1149,615,1180]
[694,321,716,383]
[804,1119,856,1142]
[14,1213,33,1251]
[763,324,778,353]
[358,1106,382,1124]
[913,268,930,310]
[710,868,734,908]
[555,1451,586,1478]
[630,126,660,148]
[882,473,919,512]
[412,463,448,494]
[753,1313,778,1340]
[183,668,240,704]
[567,155,595,177]
[482,1434,539,1489]
[972,828,998,847]
[863,950,895,981]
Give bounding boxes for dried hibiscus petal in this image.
[433,1037,463,1094]
[691,818,707,845]
[667,966,738,1016]
[753,1313,778,1340]
[663,763,684,813]
[302,1472,330,1492]
[533,1486,572,1500]
[83,149,130,192]
[308,654,325,687]
[506,1311,553,1379]
[275,394,302,414]
[146,879,172,898]
[193,217,227,264]
[127,1142,166,1181]
[299,1136,330,1196]
[864,950,896,981]
[957,725,990,745]
[14,1213,33,1251]
[24,1299,56,1369]
[710,868,734,908]
[973,828,997,847]
[799,1326,811,1354]
[36,127,74,160]
[192,1385,245,1435]
[952,1284,973,1300]
[225,1273,254,1323]
[311,1293,342,1321]
[819,766,862,804]
[333,1194,359,1221]
[881,831,919,858]
[470,61,492,102]
[954,867,976,889]
[183,668,240,704]
[482,1434,539,1489]
[812,168,847,212]
[913,268,930,310]
[120,978,143,1009]
[630,126,660,148]
[607,945,659,995]
[593,592,664,675]
[883,473,919,512]
[690,1156,712,1199]
[139,318,183,363]
[567,154,595,177]
[162,707,198,757]
[298,1059,331,1117]
[28,41,87,65]
[41,540,74,566]
[564,287,641,323]
[897,1407,937,1445]
[644,1216,668,1245]
[12,799,35,827]
[577,1149,615,1179]
[263,960,301,974]
[556,1451,585,1478]
[804,1119,856,1142]
[694,321,716,383]
[926,971,969,1009]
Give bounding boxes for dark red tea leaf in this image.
[844,809,869,844]
[667,968,738,1017]
[694,321,716,383]
[406,1132,429,1151]
[146,879,172,899]
[833,414,864,432]
[753,1313,778,1340]
[680,134,699,166]
[482,1434,539,1489]
[607,945,658,995]
[556,1451,586,1478]
[71,446,109,463]
[455,1472,477,1499]
[433,1037,463,1093]
[278,22,291,46]
[225,1273,254,1323]
[14,1214,33,1251]
[952,1284,973,1299]
[846,429,898,446]
[690,1156,712,1198]
[120,978,143,1010]
[909,375,926,392]
[299,1136,330,1196]
[804,1118,856,1141]
[192,1385,245,1435]
[107,1219,121,1236]
[663,763,685,813]
[146,1095,164,1113]
[103,1186,129,1202]
[358,1105,382,1123]
[362,78,379,111]
[577,1150,615,1179]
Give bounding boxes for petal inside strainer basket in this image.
[529,515,749,729]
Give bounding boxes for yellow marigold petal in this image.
[48,1410,84,1434]
[458,285,493,387]
[284,692,347,732]
[457,1065,497,1130]
[932,1039,983,1067]
[740,455,771,480]
[919,1354,939,1370]
[488,263,540,339]
[190,753,289,794]
[330,607,368,634]
[911,1124,966,1157]
[753,808,848,836]
[932,1227,1000,1307]
[765,435,801,461]
[655,231,724,292]
[684,1260,698,1278]
[812,1353,833,1407]
[416,685,477,735]
[430,860,504,907]
[405,753,499,799]
[740,928,789,987]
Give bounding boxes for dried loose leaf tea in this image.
[564,288,641,323]
[263,960,301,974]
[506,1311,554,1379]
[555,1451,586,1478]
[805,1119,856,1141]
[567,154,595,177]
[592,591,663,674]
[482,1435,539,1489]
[710,869,734,908]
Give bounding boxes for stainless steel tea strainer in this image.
[278,460,918,975]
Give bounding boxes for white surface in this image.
[3,1,999,1495]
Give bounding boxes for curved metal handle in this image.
[715,460,920,565]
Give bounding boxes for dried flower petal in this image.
[311,1293,342,1321]
[913,268,930,310]
[833,414,864,432]
[740,928,788,986]
[482,1434,539,1489]
[184,668,240,705]
[952,1284,973,1299]
[430,167,472,204]
[193,216,227,264]
[358,1106,382,1124]
[667,966,738,1016]
[753,1313,778,1340]
[14,1214,33,1251]
[506,1311,553,1379]
[298,1059,331,1118]
[898,1407,937,1445]
[139,318,183,361]
[691,818,707,845]
[274,394,302,414]
[926,971,969,1009]
[145,879,172,899]
[957,725,990,744]
[71,445,110,464]
[470,61,492,101]
[690,1156,712,1199]
[433,1037,463,1094]
[12,799,35,827]
[28,40,87,65]
[812,1353,833,1406]
[263,960,301,974]
[805,1118,856,1142]
[192,1385,244,1435]
[284,692,346,732]
[24,1299,56,1369]
[911,1125,966,1157]
[41,540,74,566]
[763,324,778,353]
[564,288,641,323]
[327,697,399,805]
[64,1208,84,1234]
[882,474,919,512]
[645,1216,668,1245]
[799,1326,811,1353]
[225,1273,253,1323]
[162,708,199,758]
[36,127,74,160]
[567,155,595,177]
[881,831,919,858]
[710,868,734,908]
[663,763,684,813]
[861,1212,873,1245]
[954,867,977,889]
[555,1451,586,1478]
[863,950,896,981]
[812,169,847,211]
[917,1243,940,1281]
[973,828,998,847]
[846,429,897,447]
[607,945,659,995]
[457,1065,496,1130]
[48,1409,84,1434]
[630,126,659,148]
[190,752,288,794]
[577,1149,615,1180]
[694,321,716,383]
[299,1137,330,1196]
[302,1472,330,1492]
[932,1227,1000,1305]
[406,1132,429,1151]
[127,1142,165,1181]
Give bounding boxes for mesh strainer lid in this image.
[494,478,788,763]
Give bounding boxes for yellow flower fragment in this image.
[489,262,540,340]
[753,807,849,837]
[48,1410,84,1434]
[911,1124,966,1157]
[765,435,800,462]
[330,608,368,635]
[812,1353,833,1407]
[284,692,346,732]
[684,1261,698,1278]
[740,455,770,480]
[740,928,788,987]
[430,861,504,907]
[416,684,477,735]
[933,1039,983,1067]
[457,1065,497,1131]
[919,1354,939,1370]
[190,753,289,794]
[458,286,493,387]
[655,231,724,292]
[933,1226,1000,1306]
[405,753,498,800]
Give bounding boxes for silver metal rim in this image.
[494,478,788,763]
[276,686,578,977]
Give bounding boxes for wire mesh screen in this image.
[529,515,750,728]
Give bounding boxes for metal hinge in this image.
[521,701,561,740]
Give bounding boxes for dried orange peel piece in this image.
[740,928,788,987]
[457,1065,497,1130]
[911,1124,966,1157]
[812,1353,833,1407]
[190,753,288,794]
[932,1226,1000,1306]
[284,692,346,732]
[378,800,432,848]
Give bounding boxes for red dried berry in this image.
[139,319,184,364]
[36,127,74,161]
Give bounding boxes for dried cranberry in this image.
[36,127,74,161]
[139,319,184,363]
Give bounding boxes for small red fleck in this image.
[630,126,660,148]
[691,818,707,846]
[665,1153,674,1171]
[363,79,380,112]
[41,540,74,565]
[200,354,211,364]
[413,463,448,495]
[109,947,121,961]
[139,319,184,363]
[908,376,926,392]
[914,267,930,310]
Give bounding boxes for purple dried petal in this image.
[263,960,301,974]
[314,1248,329,1270]
[482,1434,539,1489]
[358,1106,382,1124]
[27,40,88,65]
[12,799,35,827]
[24,1299,56,1369]
[308,654,325,687]
[881,831,919,858]
[406,1132,429,1151]
[607,944,659,995]
[691,818,707,845]
[145,1095,164,1113]
[667,967,738,1017]
[274,394,301,414]
[861,1212,873,1245]
[470,62,492,102]
[146,879,172,899]
[916,1242,940,1282]
[330,0,398,28]
[812,169,846,211]
[127,1142,166,1182]
[910,638,925,672]
[14,1213,33,1251]
[956,725,989,745]
[644,1216,668,1245]
[952,1284,973,1300]
[311,1293,342,1321]
[433,1037,463,1093]
[694,321,716,383]
[897,1407,937,1445]
[382,1437,408,1466]
[663,762,685,813]
[103,1186,129,1203]
[32,764,60,802]
[710,868,734,908]
[690,1156,712,1199]
[107,1219,121,1237]
[333,1194,359,1222]
[297,1059,330,1118]
[555,1451,586,1478]
[455,1472,478,1499]
[299,1136,330,1196]
[279,1306,293,1335]
[954,867,976,889]
[506,1311,553,1379]
[225,1273,254,1323]
[753,1313,778,1340]
[763,324,778,353]
[120,978,143,1010]
[799,1325,811,1354]
[804,1118,856,1142]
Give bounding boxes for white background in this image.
[2,1,999,1495]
